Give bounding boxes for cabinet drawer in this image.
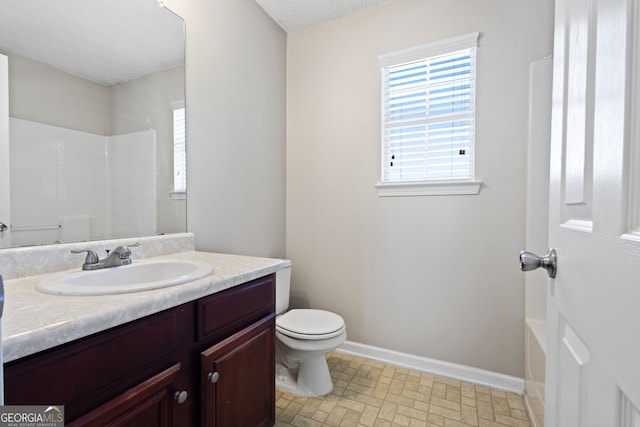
[197,274,274,342]
[4,308,179,421]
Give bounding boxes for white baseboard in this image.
[337,340,525,394]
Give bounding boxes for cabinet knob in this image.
[207,371,220,384]
[174,390,188,404]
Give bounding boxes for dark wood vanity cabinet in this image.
[3,274,276,427]
[201,316,275,427]
[67,363,182,427]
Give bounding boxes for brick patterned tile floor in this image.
[275,352,531,427]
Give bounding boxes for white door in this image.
[0,53,9,248]
[542,0,640,425]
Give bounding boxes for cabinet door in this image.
[67,363,181,427]
[201,315,275,427]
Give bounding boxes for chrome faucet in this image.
[71,242,140,271]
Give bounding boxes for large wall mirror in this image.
[0,0,186,249]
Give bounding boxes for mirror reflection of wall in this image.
[0,0,185,248]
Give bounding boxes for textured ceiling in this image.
[255,0,394,32]
[0,0,184,86]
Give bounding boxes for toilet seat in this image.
[276,309,345,340]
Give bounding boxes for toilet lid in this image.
[276,309,345,340]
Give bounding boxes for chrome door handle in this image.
[0,222,7,232]
[519,248,557,278]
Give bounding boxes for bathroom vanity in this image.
[0,235,283,426]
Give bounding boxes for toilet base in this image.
[274,324,346,397]
[275,355,334,397]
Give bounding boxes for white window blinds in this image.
[172,101,186,195]
[379,33,479,185]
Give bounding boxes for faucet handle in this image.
[113,245,132,259]
[112,242,140,259]
[70,248,99,265]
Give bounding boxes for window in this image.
[171,100,186,200]
[376,33,481,196]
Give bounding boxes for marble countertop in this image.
[2,251,285,363]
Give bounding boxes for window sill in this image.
[375,180,482,197]
[170,190,186,200]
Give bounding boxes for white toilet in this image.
[275,261,347,397]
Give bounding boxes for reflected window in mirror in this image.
[171,100,186,200]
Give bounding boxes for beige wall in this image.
[162,0,553,377]
[164,0,287,258]
[4,52,109,135]
[286,0,554,377]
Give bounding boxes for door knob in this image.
[519,248,557,278]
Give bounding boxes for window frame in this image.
[376,32,482,197]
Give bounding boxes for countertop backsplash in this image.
[0,233,195,280]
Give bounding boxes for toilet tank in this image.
[275,260,292,315]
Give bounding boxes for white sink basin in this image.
[37,258,214,296]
